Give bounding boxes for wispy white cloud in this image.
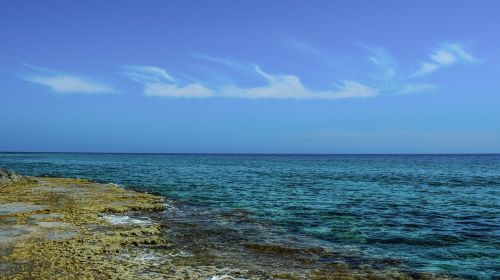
[124,65,213,98]
[414,43,478,76]
[363,43,479,95]
[144,83,214,98]
[125,65,378,100]
[17,40,479,99]
[416,62,440,75]
[124,65,174,83]
[366,47,397,81]
[278,40,479,96]
[190,52,248,70]
[222,66,378,100]
[21,66,115,94]
[126,39,478,100]
[364,46,437,95]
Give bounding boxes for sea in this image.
[1,153,498,279]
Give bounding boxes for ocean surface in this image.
[1,153,499,279]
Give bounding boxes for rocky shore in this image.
[0,169,451,280]
[0,169,228,279]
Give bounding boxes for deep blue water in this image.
[1,153,499,278]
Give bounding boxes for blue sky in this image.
[1,0,499,153]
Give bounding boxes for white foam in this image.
[207,275,248,280]
[166,249,191,257]
[102,215,152,225]
[136,252,162,263]
[208,276,233,280]
[163,202,177,212]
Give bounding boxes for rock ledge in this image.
[0,168,36,187]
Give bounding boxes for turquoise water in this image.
[1,153,499,278]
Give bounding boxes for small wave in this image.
[106,182,123,188]
[162,201,178,212]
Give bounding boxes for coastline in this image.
[0,169,452,279]
[0,171,165,279]
[0,170,233,279]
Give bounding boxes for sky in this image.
[0,0,499,153]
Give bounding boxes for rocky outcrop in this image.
[0,175,170,279]
[0,168,36,187]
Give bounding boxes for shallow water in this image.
[1,153,499,279]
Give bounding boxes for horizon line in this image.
[1,151,499,156]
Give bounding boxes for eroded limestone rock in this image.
[0,168,36,187]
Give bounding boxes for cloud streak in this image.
[125,65,378,100]
[364,42,478,95]
[414,43,478,76]
[129,41,478,100]
[190,52,248,70]
[19,41,478,99]
[367,47,397,81]
[21,68,115,94]
[124,65,175,83]
[365,47,435,95]
[222,66,378,99]
[124,65,214,98]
